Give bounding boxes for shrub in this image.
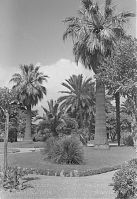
[112,159,137,199]
[43,136,84,164]
[123,135,134,146]
[1,166,29,191]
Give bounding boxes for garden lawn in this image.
[1,146,136,173]
[0,141,44,149]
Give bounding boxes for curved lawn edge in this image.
[10,163,126,177]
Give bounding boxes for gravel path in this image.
[0,171,115,199]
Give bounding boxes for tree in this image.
[63,0,134,148]
[10,64,48,141]
[0,87,17,180]
[35,99,78,137]
[97,37,137,146]
[58,74,95,128]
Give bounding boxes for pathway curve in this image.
[0,171,115,199]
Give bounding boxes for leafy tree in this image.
[10,64,48,141]
[63,0,134,148]
[58,74,95,128]
[97,37,137,145]
[122,77,137,143]
[0,87,17,179]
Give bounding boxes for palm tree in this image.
[63,0,134,148]
[35,99,78,137]
[10,64,48,141]
[58,74,95,128]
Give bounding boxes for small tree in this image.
[0,87,17,180]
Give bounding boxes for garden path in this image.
[0,171,115,199]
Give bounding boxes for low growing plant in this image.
[0,166,29,191]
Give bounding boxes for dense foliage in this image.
[10,64,48,140]
[43,136,84,164]
[112,159,137,199]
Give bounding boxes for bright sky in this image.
[0,0,136,110]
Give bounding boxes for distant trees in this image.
[10,64,48,141]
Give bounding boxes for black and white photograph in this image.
[0,0,136,198]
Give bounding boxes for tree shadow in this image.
[22,176,40,183]
[20,177,40,191]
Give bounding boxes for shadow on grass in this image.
[22,176,40,183]
[20,177,40,191]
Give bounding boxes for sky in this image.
[0,0,136,111]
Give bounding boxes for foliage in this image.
[63,0,134,147]
[58,74,95,128]
[63,0,135,73]
[96,38,137,146]
[43,136,84,164]
[36,99,78,137]
[0,166,29,191]
[97,38,137,95]
[10,64,48,140]
[112,160,137,199]
[123,135,134,147]
[8,127,17,142]
[10,64,48,107]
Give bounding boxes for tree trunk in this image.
[3,110,9,180]
[94,81,109,149]
[115,92,121,146]
[79,105,83,128]
[24,105,32,141]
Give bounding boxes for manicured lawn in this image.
[2,146,136,173]
[0,141,44,149]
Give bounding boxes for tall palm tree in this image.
[63,0,134,148]
[10,64,48,141]
[58,74,95,128]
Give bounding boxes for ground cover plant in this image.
[0,166,30,191]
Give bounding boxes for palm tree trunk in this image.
[24,105,32,141]
[94,81,109,149]
[79,105,83,128]
[115,92,121,146]
[3,110,9,180]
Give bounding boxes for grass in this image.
[0,141,44,149]
[1,145,136,174]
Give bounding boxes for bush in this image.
[123,135,134,146]
[112,159,137,199]
[1,166,29,191]
[43,136,84,165]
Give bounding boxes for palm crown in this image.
[58,74,95,128]
[63,0,134,73]
[58,74,95,112]
[10,64,48,107]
